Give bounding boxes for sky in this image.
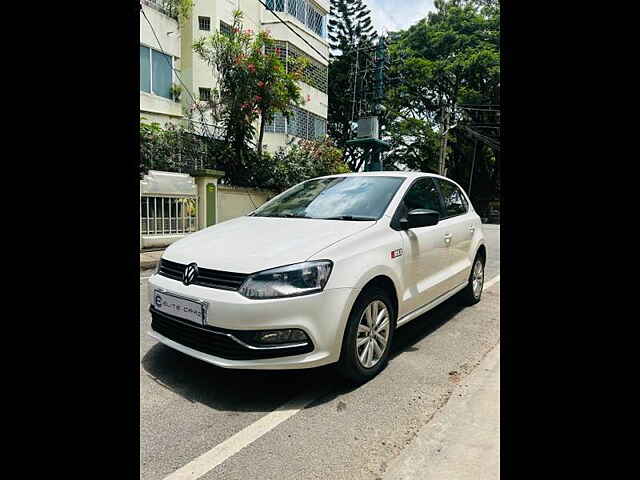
[367,0,436,34]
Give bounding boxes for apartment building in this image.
[140,0,330,151]
[140,1,184,126]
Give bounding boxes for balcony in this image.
[141,0,179,20]
[264,0,328,40]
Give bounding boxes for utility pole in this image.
[438,104,447,176]
[439,105,457,176]
[468,138,478,195]
[346,36,390,171]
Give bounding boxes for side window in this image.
[436,179,469,217]
[403,178,445,216]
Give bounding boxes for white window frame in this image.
[140,43,176,100]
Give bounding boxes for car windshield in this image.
[252,176,406,221]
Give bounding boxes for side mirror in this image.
[400,209,440,230]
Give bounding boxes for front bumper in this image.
[146,273,358,370]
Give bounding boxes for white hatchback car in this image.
[148,172,486,382]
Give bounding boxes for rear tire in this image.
[458,253,485,306]
[337,287,396,384]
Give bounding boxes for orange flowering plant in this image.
[192,9,309,160]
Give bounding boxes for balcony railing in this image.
[265,0,327,39]
[141,0,179,21]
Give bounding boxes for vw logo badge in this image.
[183,263,199,286]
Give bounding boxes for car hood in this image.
[163,216,375,273]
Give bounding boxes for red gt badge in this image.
[391,248,403,259]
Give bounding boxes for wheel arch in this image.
[336,272,400,366]
[358,274,399,321]
[476,243,487,264]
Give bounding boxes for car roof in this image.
[318,171,451,182]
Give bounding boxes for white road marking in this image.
[156,273,500,480]
[162,386,328,480]
[483,274,500,291]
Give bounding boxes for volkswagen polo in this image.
[147,172,486,382]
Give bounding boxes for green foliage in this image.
[139,120,222,179]
[383,0,500,214]
[262,138,350,192]
[328,0,377,50]
[327,0,378,169]
[191,9,308,176]
[170,83,182,102]
[160,0,194,25]
[140,121,348,195]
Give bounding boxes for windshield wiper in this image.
[321,215,377,221]
[254,213,310,218]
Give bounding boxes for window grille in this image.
[266,112,287,134]
[220,20,234,37]
[265,0,326,39]
[286,42,328,93]
[265,105,327,140]
[265,41,328,93]
[265,40,288,64]
[199,88,211,102]
[266,0,286,10]
[198,16,210,31]
[306,3,324,37]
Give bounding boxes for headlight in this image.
[239,260,333,299]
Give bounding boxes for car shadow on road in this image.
[390,297,465,358]
[141,296,465,414]
[142,343,344,414]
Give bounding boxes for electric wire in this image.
[255,0,329,63]
[141,5,215,140]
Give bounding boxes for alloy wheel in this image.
[472,259,484,299]
[356,300,390,368]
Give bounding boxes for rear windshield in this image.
[252,176,406,221]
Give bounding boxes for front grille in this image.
[150,308,314,360]
[158,259,249,291]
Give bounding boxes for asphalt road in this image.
[140,225,500,480]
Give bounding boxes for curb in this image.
[140,259,159,270]
[140,249,164,271]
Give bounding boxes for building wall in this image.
[184,0,329,149]
[140,1,330,146]
[217,186,273,223]
[140,4,184,127]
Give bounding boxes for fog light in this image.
[255,329,309,345]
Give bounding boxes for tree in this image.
[327,0,378,169]
[155,0,194,25]
[254,138,350,192]
[383,0,499,214]
[190,10,307,182]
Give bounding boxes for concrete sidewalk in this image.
[140,249,164,270]
[384,342,500,480]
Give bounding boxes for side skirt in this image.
[396,281,469,328]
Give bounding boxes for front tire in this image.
[337,287,396,384]
[458,254,485,306]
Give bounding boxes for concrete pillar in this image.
[192,169,225,230]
